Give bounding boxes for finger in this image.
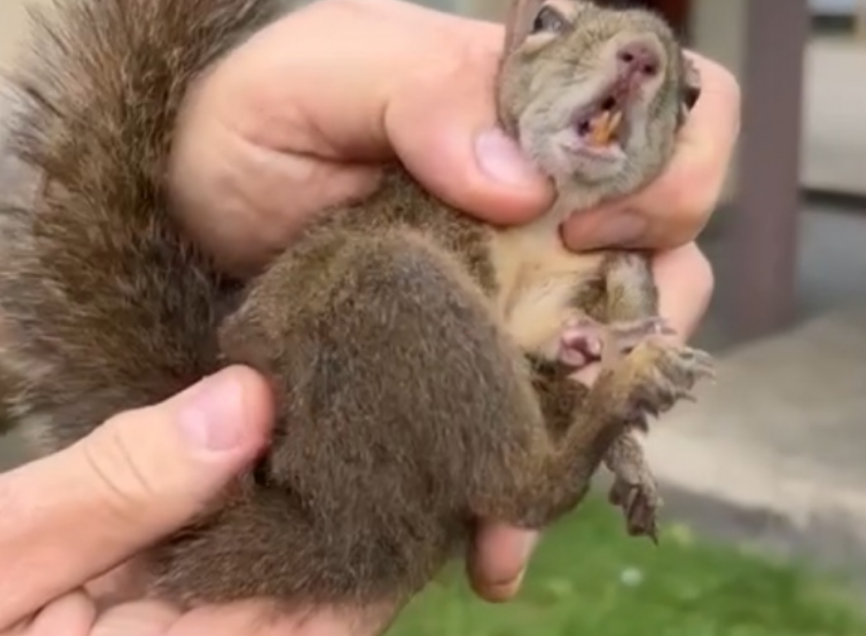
[563,53,741,251]
[0,366,273,628]
[386,47,554,225]
[89,600,181,636]
[171,4,550,275]
[277,0,554,224]
[169,111,382,277]
[232,1,551,224]
[168,601,393,636]
[466,523,539,603]
[651,242,715,340]
[86,559,151,609]
[4,591,95,636]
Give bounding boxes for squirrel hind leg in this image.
[604,428,662,543]
[155,226,544,608]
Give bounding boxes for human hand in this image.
[0,367,277,635]
[168,0,739,605]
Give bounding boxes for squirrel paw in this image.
[626,338,715,416]
[606,451,661,543]
[608,473,661,543]
[558,316,672,369]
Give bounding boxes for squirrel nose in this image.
[616,38,662,78]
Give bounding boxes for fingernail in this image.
[567,211,647,250]
[486,569,526,603]
[487,532,539,600]
[178,371,245,452]
[475,128,543,186]
[520,531,540,560]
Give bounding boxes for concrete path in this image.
[643,303,866,579]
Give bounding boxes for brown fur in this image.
[493,0,707,541]
[0,0,711,617]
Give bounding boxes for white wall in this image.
[810,0,858,14]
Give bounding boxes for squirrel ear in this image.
[682,55,702,111]
[504,0,546,54]
[504,0,573,55]
[677,54,702,126]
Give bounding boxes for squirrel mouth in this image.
[574,86,631,150]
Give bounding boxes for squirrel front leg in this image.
[594,251,715,541]
[497,254,682,539]
[508,303,667,371]
[467,333,712,530]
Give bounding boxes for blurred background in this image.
[2,0,866,633]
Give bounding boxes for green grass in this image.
[387,496,866,636]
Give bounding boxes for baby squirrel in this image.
[495,0,706,543]
[0,0,711,618]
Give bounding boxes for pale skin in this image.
[0,0,740,634]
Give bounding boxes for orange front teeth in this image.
[589,109,623,147]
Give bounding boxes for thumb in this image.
[0,366,273,628]
[385,49,554,225]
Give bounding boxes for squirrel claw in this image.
[605,433,662,544]
[608,470,661,544]
[627,339,715,416]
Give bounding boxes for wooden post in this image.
[855,0,866,41]
[724,0,808,340]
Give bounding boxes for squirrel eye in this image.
[531,6,568,34]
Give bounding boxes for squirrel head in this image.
[497,0,701,208]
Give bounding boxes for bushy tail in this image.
[0,0,283,448]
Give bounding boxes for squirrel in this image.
[0,0,711,617]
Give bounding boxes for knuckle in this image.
[662,166,723,247]
[682,190,715,240]
[649,183,708,248]
[676,243,715,317]
[700,61,742,140]
[715,64,743,112]
[694,54,742,109]
[691,244,715,301]
[78,416,160,526]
